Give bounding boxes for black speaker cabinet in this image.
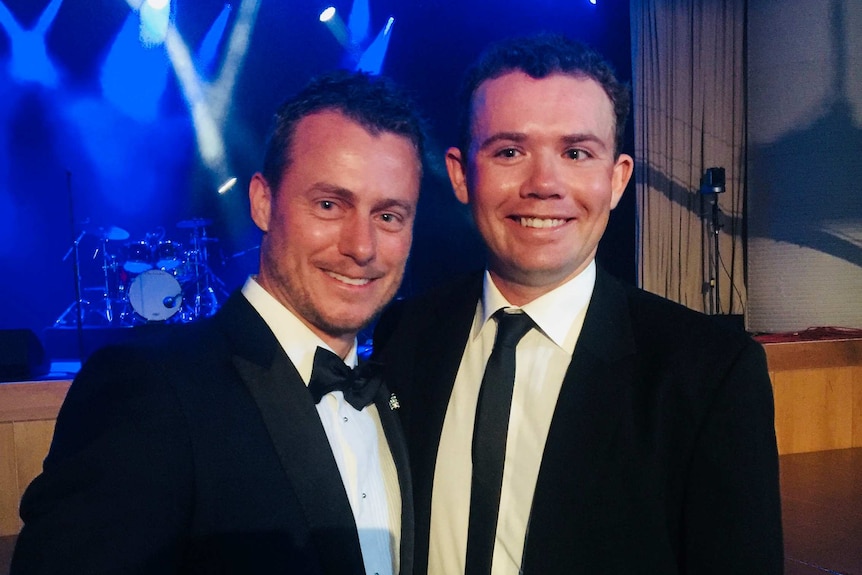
[0,329,49,382]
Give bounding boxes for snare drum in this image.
[127,269,183,321]
[155,240,184,271]
[123,241,154,274]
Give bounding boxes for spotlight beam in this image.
[34,0,63,34]
[164,24,226,170]
[0,0,61,85]
[210,0,262,119]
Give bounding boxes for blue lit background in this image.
[0,0,632,349]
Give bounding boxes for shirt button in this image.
[343,416,348,422]
[362,492,367,499]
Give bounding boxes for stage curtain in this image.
[630,0,747,314]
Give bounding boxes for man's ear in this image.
[249,173,272,232]
[445,147,470,205]
[610,153,634,210]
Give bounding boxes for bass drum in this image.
[127,269,183,321]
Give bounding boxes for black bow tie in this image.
[308,347,382,411]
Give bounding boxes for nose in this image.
[339,212,376,266]
[523,153,564,199]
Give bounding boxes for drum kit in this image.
[55,218,229,327]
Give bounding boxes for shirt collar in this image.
[479,260,596,352]
[241,276,358,384]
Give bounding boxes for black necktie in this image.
[465,309,535,575]
[308,347,382,411]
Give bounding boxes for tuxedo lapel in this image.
[374,383,413,574]
[522,269,638,570]
[401,275,482,573]
[409,275,481,478]
[218,293,366,574]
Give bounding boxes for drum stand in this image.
[55,227,128,327]
[54,230,89,327]
[177,220,229,322]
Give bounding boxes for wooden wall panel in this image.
[764,339,862,455]
[0,381,70,537]
[771,367,856,455]
[0,424,18,537]
[853,368,862,448]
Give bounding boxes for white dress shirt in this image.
[242,277,400,575]
[428,261,597,575]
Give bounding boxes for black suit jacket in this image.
[373,268,782,574]
[12,291,413,574]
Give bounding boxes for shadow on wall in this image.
[748,97,862,268]
[748,0,862,268]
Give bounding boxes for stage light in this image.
[139,0,171,46]
[319,7,336,22]
[320,8,349,47]
[700,167,726,194]
[218,177,237,195]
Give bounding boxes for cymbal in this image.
[85,224,130,241]
[177,218,213,229]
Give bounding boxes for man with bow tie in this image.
[12,70,424,574]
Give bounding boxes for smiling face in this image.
[251,109,421,356]
[446,71,633,305]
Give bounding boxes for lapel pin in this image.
[388,393,400,411]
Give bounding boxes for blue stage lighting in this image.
[0,0,61,86]
[347,0,370,45]
[101,12,170,121]
[197,4,233,76]
[355,16,393,75]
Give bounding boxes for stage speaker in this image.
[0,329,49,382]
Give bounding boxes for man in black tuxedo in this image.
[374,34,783,574]
[12,70,424,574]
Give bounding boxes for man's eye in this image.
[319,200,335,209]
[380,213,403,224]
[565,149,589,160]
[496,148,519,158]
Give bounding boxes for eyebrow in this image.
[477,132,526,151]
[310,183,416,216]
[477,131,610,153]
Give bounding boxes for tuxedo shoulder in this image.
[403,273,480,309]
[373,273,480,354]
[378,273,480,325]
[619,283,761,357]
[75,318,233,393]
